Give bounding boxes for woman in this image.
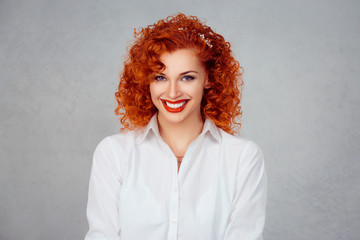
[85,13,267,240]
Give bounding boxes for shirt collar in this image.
[201,118,222,143]
[135,113,222,144]
[135,114,161,144]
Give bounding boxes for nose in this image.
[167,80,181,99]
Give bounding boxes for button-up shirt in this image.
[85,115,267,240]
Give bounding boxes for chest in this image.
[117,139,239,239]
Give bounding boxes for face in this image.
[150,48,208,126]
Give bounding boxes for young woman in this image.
[85,13,267,240]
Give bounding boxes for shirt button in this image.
[171,218,177,224]
[173,188,178,193]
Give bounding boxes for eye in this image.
[182,75,195,81]
[154,75,166,81]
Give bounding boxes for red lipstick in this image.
[161,99,189,113]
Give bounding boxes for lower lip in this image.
[161,100,189,113]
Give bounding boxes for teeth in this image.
[165,100,187,109]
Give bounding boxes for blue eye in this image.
[182,75,195,81]
[154,75,166,81]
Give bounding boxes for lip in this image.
[161,99,189,113]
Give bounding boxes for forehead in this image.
[159,49,204,72]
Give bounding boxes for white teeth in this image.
[165,100,187,109]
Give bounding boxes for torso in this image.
[176,156,183,172]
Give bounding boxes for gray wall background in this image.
[1,0,359,239]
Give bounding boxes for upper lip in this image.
[161,99,189,104]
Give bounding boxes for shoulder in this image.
[96,131,137,149]
[93,131,139,161]
[218,129,264,167]
[91,131,139,177]
[217,131,266,193]
[219,130,262,154]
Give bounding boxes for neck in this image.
[157,113,204,157]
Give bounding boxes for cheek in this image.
[149,84,162,105]
[190,85,205,100]
[149,84,157,98]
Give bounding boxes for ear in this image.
[204,76,211,89]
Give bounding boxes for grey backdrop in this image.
[1,0,359,239]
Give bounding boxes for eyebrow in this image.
[157,70,199,76]
[180,70,198,75]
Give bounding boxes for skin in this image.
[149,48,208,171]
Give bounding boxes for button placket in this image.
[167,135,201,239]
[168,155,180,239]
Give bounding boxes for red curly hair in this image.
[115,13,243,134]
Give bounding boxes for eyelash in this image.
[182,75,195,81]
[154,75,195,81]
[154,75,166,81]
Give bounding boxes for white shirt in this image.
[85,115,267,240]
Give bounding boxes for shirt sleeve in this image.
[85,137,122,240]
[223,141,268,240]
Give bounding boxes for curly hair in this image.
[115,13,243,134]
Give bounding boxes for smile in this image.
[161,99,189,113]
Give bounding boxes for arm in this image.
[85,137,122,240]
[223,141,268,240]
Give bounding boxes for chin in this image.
[159,112,188,124]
